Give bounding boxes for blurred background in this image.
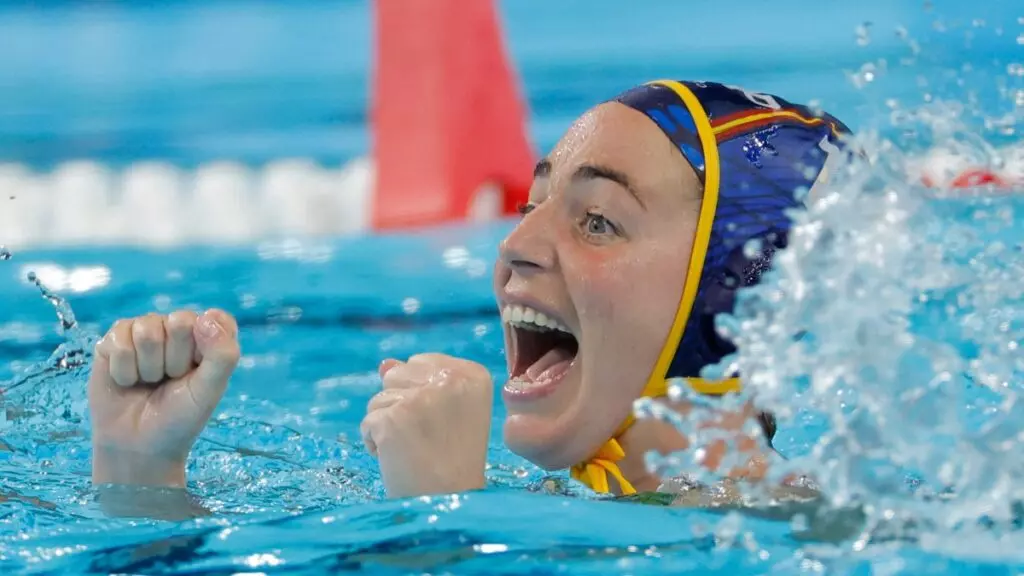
[0,0,1019,249]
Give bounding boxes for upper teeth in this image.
[502,304,570,333]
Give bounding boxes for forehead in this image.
[546,102,694,196]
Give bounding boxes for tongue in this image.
[524,346,574,382]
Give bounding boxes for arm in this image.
[88,309,239,520]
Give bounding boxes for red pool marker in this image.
[371,0,535,230]
[949,169,1007,189]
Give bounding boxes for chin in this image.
[502,412,579,471]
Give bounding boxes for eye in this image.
[517,202,536,216]
[582,211,619,237]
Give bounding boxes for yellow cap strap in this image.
[569,437,637,495]
[571,377,742,495]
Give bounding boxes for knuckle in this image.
[206,309,238,335]
[366,389,396,412]
[110,317,132,329]
[131,316,165,347]
[166,310,197,338]
[408,352,441,365]
[367,390,386,407]
[109,331,136,356]
[214,340,242,365]
[361,410,388,438]
[109,338,134,356]
[465,363,491,381]
[108,318,133,338]
[381,366,406,387]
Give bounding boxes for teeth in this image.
[501,304,571,333]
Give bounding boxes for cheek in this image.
[573,247,683,370]
[572,251,636,329]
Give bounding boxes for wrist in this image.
[92,448,187,488]
[385,468,486,499]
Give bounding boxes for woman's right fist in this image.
[88,309,240,487]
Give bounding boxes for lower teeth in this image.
[507,376,553,391]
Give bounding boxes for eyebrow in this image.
[532,158,646,209]
[533,159,551,178]
[572,164,646,209]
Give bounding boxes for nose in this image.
[497,206,557,276]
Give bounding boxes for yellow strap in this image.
[636,79,722,404]
[571,377,741,495]
[570,437,637,495]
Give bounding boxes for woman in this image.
[87,80,850,502]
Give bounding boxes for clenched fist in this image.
[89,309,240,487]
[361,353,493,498]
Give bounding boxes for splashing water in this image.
[3,260,93,400]
[0,248,101,543]
[637,101,1024,561]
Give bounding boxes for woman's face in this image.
[494,102,704,470]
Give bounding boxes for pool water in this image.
[1,0,1023,574]
[1,191,1023,574]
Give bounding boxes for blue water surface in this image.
[1,198,1022,573]
[0,0,1023,574]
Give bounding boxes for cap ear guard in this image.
[696,231,787,450]
[693,229,789,374]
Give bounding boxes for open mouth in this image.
[502,304,579,393]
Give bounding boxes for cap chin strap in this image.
[570,377,740,495]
